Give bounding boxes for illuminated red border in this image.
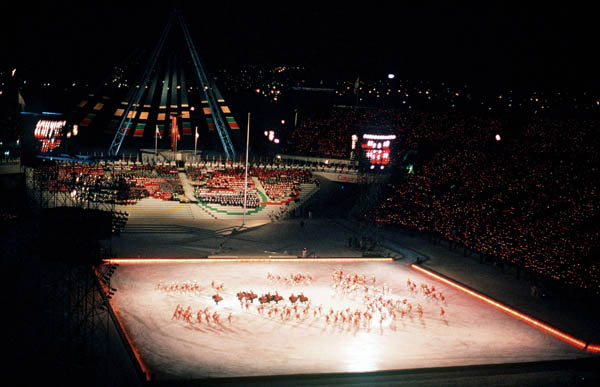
[108,300,152,380]
[411,264,600,353]
[104,257,394,264]
[93,267,151,381]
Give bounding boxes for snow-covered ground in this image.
[108,260,587,380]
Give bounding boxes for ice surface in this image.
[108,260,586,380]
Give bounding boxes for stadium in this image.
[2,4,600,386]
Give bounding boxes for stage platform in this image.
[105,259,591,382]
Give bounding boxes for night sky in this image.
[3,2,598,90]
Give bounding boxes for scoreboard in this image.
[360,134,396,169]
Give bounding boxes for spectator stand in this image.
[184,162,320,220]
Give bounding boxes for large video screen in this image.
[360,134,396,169]
[34,119,66,153]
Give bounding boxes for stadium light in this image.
[388,73,395,79]
[274,138,280,144]
[495,134,501,141]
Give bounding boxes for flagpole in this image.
[155,125,158,156]
[242,112,250,228]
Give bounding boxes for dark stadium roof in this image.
[4,2,598,90]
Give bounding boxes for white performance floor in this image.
[107,260,587,380]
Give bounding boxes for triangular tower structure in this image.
[70,9,240,160]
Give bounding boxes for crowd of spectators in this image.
[32,163,119,203]
[189,167,261,208]
[113,164,184,201]
[371,116,599,294]
[33,162,185,204]
[187,166,318,207]
[251,167,317,201]
[288,106,501,160]
[289,106,600,294]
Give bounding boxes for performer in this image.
[172,304,182,320]
[183,306,192,323]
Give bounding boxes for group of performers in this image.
[156,280,201,294]
[255,301,323,321]
[267,272,313,285]
[164,270,449,333]
[406,279,446,304]
[331,270,394,302]
[171,304,233,325]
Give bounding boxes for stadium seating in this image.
[289,107,600,294]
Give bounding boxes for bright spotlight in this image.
[387,73,395,79]
[495,134,501,141]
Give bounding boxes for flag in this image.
[155,125,161,139]
[353,76,360,94]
